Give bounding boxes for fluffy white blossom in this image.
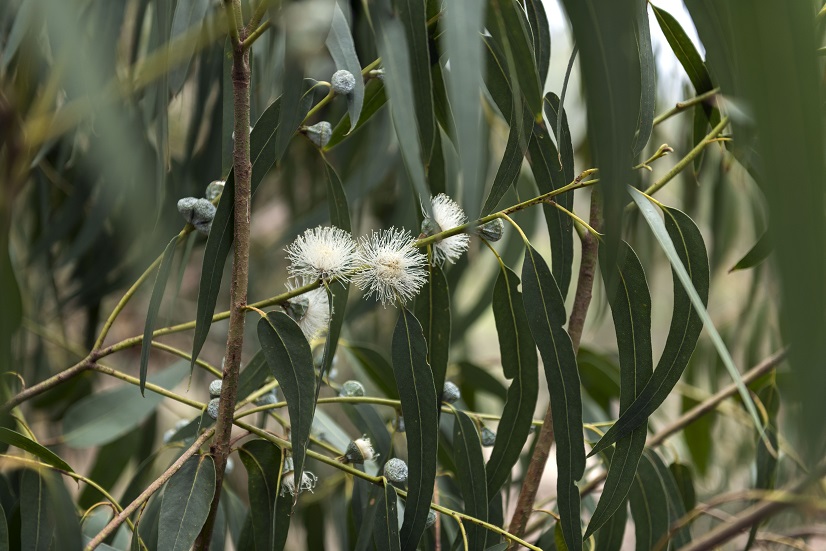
[353,228,427,307]
[281,457,318,496]
[423,194,470,265]
[284,278,330,340]
[286,226,357,282]
[344,436,378,464]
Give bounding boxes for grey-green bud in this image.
[208,379,223,398]
[481,427,496,447]
[344,437,377,464]
[207,397,220,419]
[178,197,216,235]
[477,218,505,242]
[442,381,461,404]
[383,458,408,483]
[425,509,437,529]
[205,180,225,201]
[255,389,278,406]
[284,296,309,323]
[331,69,356,95]
[303,121,332,148]
[339,380,365,397]
[420,217,443,237]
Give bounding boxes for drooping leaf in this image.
[257,312,315,501]
[375,483,401,551]
[521,245,583,551]
[238,439,283,551]
[391,308,438,551]
[577,348,621,415]
[586,242,652,539]
[237,350,270,403]
[745,383,779,550]
[347,345,398,400]
[327,80,386,148]
[0,428,72,473]
[20,470,53,551]
[729,232,771,272]
[191,90,314,368]
[525,0,551,87]
[325,1,365,132]
[651,5,712,95]
[139,235,178,395]
[353,484,382,551]
[63,361,188,448]
[486,265,538,497]
[668,462,696,512]
[594,501,626,551]
[443,0,485,215]
[544,93,575,188]
[158,455,216,551]
[366,0,432,213]
[632,0,655,158]
[414,263,451,395]
[274,30,304,170]
[452,411,488,551]
[643,449,691,548]
[628,452,669,551]
[396,0,436,162]
[168,0,211,94]
[0,503,7,551]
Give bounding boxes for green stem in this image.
[652,87,720,126]
[242,20,271,50]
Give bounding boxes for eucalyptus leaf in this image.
[257,312,315,501]
[521,245,583,551]
[375,483,401,551]
[168,0,210,94]
[414,264,451,394]
[729,232,771,272]
[20,470,53,551]
[238,439,283,551]
[0,428,72,473]
[633,0,655,158]
[139,235,178,395]
[325,1,365,132]
[452,410,488,551]
[391,308,438,551]
[158,455,216,551]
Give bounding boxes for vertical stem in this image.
[507,191,602,544]
[195,2,250,548]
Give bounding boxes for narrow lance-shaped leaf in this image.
[168,0,210,94]
[257,312,315,502]
[139,235,178,395]
[158,455,216,551]
[274,17,305,168]
[633,0,655,158]
[521,245,584,551]
[525,0,551,88]
[391,308,438,551]
[325,1,365,132]
[21,470,53,551]
[452,410,488,551]
[644,449,691,547]
[414,263,451,394]
[486,265,538,497]
[544,93,575,188]
[238,439,283,551]
[327,80,386,149]
[375,483,401,551]
[628,452,669,551]
[585,242,652,538]
[729,231,771,272]
[595,500,626,551]
[192,89,315,368]
[0,428,73,472]
[745,383,779,550]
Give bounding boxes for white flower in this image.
[281,457,318,496]
[286,226,358,282]
[422,194,470,265]
[284,278,330,340]
[353,228,427,307]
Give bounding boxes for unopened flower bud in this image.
[284,296,310,323]
[420,217,442,237]
[177,197,216,235]
[205,180,225,201]
[425,509,437,529]
[383,458,408,483]
[208,379,223,398]
[344,437,377,464]
[339,380,365,397]
[331,69,356,95]
[477,218,505,242]
[303,121,332,148]
[207,397,220,419]
[256,389,278,406]
[442,381,461,404]
[481,427,496,447]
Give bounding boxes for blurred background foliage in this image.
[0,0,824,549]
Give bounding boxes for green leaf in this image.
[257,312,315,501]
[729,232,771,272]
[20,470,53,551]
[192,90,314,368]
[544,93,575,189]
[325,1,365,133]
[1,0,38,68]
[366,1,431,213]
[353,485,382,551]
[486,265,538,497]
[168,0,210,94]
[647,450,691,547]
[620,188,764,445]
[0,428,72,473]
[274,46,304,171]
[0,227,22,409]
[577,349,620,415]
[520,245,583,551]
[452,411,488,551]
[586,242,652,539]
[746,383,779,550]
[158,455,216,551]
[327,79,387,148]
[443,0,485,215]
[79,426,143,508]
[414,264,451,394]
[488,0,542,119]
[375,483,401,551]
[346,345,398,400]
[633,0,655,158]
[594,501,626,551]
[559,0,639,279]
[139,235,178,395]
[391,308,438,551]
[628,452,669,551]
[63,361,188,448]
[0,503,7,551]
[397,0,436,162]
[668,462,696,511]
[237,350,270,403]
[651,5,712,94]
[525,0,551,88]
[238,439,283,551]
